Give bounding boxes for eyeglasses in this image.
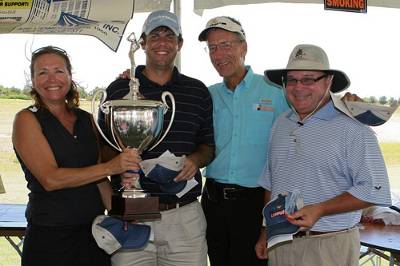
[284,74,328,86]
[205,40,243,54]
[32,46,68,57]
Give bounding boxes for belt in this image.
[293,231,329,238]
[205,179,264,201]
[158,199,196,211]
[293,229,348,238]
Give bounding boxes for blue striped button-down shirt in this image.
[259,101,392,231]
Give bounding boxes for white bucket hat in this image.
[265,44,350,93]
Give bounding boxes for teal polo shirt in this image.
[204,66,289,187]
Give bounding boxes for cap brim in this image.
[344,100,398,126]
[329,70,350,93]
[266,221,300,240]
[122,223,151,250]
[353,111,388,126]
[146,164,180,184]
[331,92,398,126]
[263,198,299,245]
[93,215,151,254]
[199,27,228,41]
[92,215,121,255]
[264,69,350,93]
[198,28,210,41]
[264,69,287,88]
[198,26,245,41]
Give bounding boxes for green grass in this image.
[0,99,93,265]
[381,143,400,189]
[0,238,22,266]
[0,99,399,265]
[0,99,91,204]
[381,143,400,165]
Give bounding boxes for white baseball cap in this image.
[330,92,399,126]
[198,16,246,41]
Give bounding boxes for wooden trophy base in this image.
[109,195,161,222]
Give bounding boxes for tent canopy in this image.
[134,0,172,12]
[193,0,400,14]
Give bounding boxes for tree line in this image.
[0,84,399,106]
[0,84,104,101]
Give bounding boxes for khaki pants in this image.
[268,227,360,266]
[112,201,207,266]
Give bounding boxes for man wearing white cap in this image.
[198,16,288,266]
[255,44,392,266]
[101,10,214,266]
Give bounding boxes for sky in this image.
[1,2,400,99]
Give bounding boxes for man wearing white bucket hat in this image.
[255,44,392,266]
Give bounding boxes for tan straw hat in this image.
[264,44,350,93]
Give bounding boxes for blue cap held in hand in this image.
[92,215,151,255]
[145,164,186,194]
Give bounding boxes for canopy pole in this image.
[173,0,181,70]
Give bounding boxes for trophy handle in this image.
[91,89,123,152]
[148,91,176,151]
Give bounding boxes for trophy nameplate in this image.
[92,33,175,221]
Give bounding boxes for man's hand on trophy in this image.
[173,156,197,182]
[118,69,130,79]
[106,148,141,176]
[121,172,140,190]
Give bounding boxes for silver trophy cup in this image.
[91,33,176,221]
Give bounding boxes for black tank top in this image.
[16,106,104,226]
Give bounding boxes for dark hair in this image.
[30,46,79,110]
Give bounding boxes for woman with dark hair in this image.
[12,46,140,266]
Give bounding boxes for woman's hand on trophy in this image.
[107,148,141,175]
[173,156,197,182]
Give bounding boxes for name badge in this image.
[253,103,274,112]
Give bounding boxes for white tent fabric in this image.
[194,0,400,14]
[134,0,172,12]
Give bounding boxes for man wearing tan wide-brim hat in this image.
[255,44,392,266]
[265,44,398,126]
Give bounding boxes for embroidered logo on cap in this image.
[295,48,306,59]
